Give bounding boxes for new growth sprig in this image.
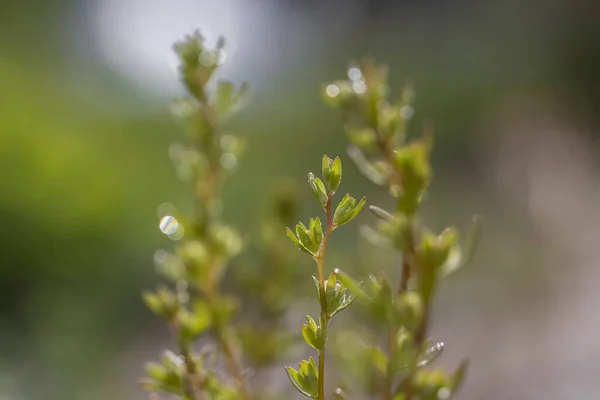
[140,31,252,400]
[285,156,365,399]
[322,61,481,399]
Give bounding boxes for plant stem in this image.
[171,318,203,400]
[216,324,253,399]
[374,134,423,400]
[190,98,252,399]
[316,195,335,400]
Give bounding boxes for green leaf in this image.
[285,358,319,398]
[285,366,315,398]
[368,205,395,222]
[360,225,392,249]
[451,360,468,392]
[394,292,422,331]
[143,360,183,395]
[312,275,321,300]
[393,328,417,371]
[368,346,388,374]
[325,272,359,317]
[285,227,312,255]
[296,222,318,254]
[334,269,366,299]
[311,217,323,245]
[142,287,179,319]
[308,173,328,207]
[178,305,211,340]
[347,145,387,185]
[322,155,332,186]
[301,315,322,350]
[442,215,482,277]
[349,196,366,220]
[333,194,352,223]
[328,156,342,193]
[333,195,365,226]
[215,80,234,115]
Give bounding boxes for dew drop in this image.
[159,216,179,235]
[176,280,188,292]
[216,49,227,65]
[176,165,194,181]
[417,341,444,367]
[326,84,340,97]
[401,105,414,120]
[220,153,238,170]
[168,225,185,241]
[437,388,451,399]
[220,135,237,152]
[154,249,169,264]
[169,142,185,160]
[348,67,362,81]
[199,50,216,67]
[352,81,366,94]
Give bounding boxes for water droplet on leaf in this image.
[352,81,366,94]
[417,341,444,367]
[220,153,237,170]
[326,84,339,97]
[348,67,362,81]
[168,225,185,241]
[159,216,179,235]
[400,105,414,120]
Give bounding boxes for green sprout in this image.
[285,155,365,399]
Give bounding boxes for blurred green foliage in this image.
[1,0,599,399]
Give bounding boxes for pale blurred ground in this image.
[1,0,600,399]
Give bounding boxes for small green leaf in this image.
[301,315,322,350]
[285,366,315,398]
[368,205,395,222]
[325,272,360,317]
[285,358,319,398]
[349,196,366,220]
[296,222,318,254]
[451,360,468,392]
[332,194,353,225]
[394,292,423,331]
[334,269,366,299]
[360,225,392,248]
[333,195,365,226]
[308,173,328,207]
[285,227,312,255]
[368,346,388,374]
[394,328,417,371]
[312,275,321,300]
[328,156,342,192]
[347,145,387,185]
[143,287,179,319]
[312,217,323,245]
[285,227,300,246]
[322,155,332,186]
[441,215,481,277]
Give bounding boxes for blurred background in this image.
[1,0,600,399]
